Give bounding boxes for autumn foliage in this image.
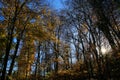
[0,0,120,80]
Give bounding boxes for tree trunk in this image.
[1,16,17,80]
[35,44,40,78]
[89,0,116,50]
[8,38,20,76]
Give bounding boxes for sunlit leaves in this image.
[0,27,6,55]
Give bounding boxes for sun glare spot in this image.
[101,47,107,54]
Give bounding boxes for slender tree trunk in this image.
[8,38,20,76]
[1,1,27,79]
[8,20,27,76]
[2,40,12,80]
[35,44,40,79]
[70,52,73,69]
[1,16,17,80]
[89,0,116,50]
[55,52,58,73]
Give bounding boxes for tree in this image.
[0,0,59,79]
[88,0,120,51]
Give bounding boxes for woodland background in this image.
[0,0,120,80]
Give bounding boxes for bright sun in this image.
[101,47,107,54]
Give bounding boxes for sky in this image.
[47,0,66,10]
[52,0,64,9]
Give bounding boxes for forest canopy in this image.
[0,0,120,80]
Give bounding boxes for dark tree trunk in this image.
[8,38,20,76]
[2,40,12,80]
[35,44,40,78]
[89,0,116,50]
[1,16,17,80]
[8,19,27,76]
